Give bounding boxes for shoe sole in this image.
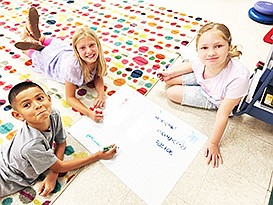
[28,7,41,40]
[14,42,44,51]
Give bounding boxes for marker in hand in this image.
[89,106,103,114]
[103,145,114,152]
[102,145,118,152]
[95,108,103,115]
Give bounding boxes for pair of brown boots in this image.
[15,7,44,51]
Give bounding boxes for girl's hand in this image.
[89,108,104,123]
[204,142,223,168]
[93,96,105,109]
[97,144,117,160]
[157,71,172,82]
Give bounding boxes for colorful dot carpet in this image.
[0,0,208,204]
[0,134,88,205]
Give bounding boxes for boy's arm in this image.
[38,141,67,196]
[54,140,66,160]
[50,145,117,173]
[205,97,242,168]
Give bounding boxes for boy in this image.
[0,81,117,197]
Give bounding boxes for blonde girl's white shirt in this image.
[32,38,97,87]
[191,58,250,107]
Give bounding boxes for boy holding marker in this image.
[0,81,117,197]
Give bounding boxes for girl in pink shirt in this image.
[158,22,250,168]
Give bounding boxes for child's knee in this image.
[165,80,172,86]
[166,86,182,104]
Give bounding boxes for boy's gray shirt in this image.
[0,108,66,197]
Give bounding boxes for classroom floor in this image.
[53,0,273,205]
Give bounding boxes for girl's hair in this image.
[72,26,107,83]
[196,22,242,59]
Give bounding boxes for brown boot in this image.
[15,35,44,51]
[26,7,41,41]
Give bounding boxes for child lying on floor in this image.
[0,81,117,197]
[15,7,107,123]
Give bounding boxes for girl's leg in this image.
[182,86,217,110]
[165,73,217,109]
[164,72,197,104]
[15,20,44,51]
[181,72,199,86]
[166,85,184,104]
[23,49,35,58]
[39,36,53,46]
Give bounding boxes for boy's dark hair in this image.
[8,81,45,107]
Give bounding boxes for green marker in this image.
[103,145,113,152]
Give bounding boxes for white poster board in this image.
[68,85,207,205]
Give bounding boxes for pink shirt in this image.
[192,58,250,107]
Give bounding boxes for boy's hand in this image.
[204,142,223,168]
[98,144,117,160]
[38,171,58,196]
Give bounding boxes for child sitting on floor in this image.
[0,81,117,197]
[157,22,250,168]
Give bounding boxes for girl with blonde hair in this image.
[15,7,107,122]
[157,22,250,168]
